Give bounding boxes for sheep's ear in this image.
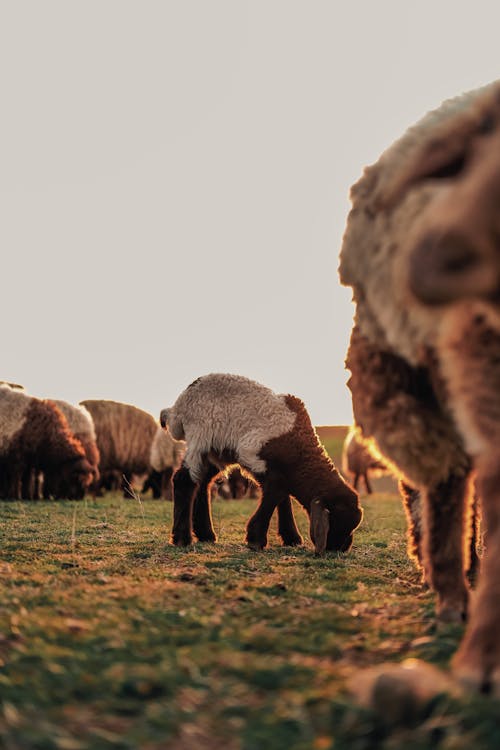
[310,499,330,556]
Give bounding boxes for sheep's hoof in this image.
[246,540,266,551]
[171,534,193,547]
[281,535,304,547]
[195,534,217,543]
[453,630,500,695]
[436,594,468,625]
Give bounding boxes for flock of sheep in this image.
[0,384,186,502]
[2,78,500,693]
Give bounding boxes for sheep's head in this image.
[159,407,185,441]
[58,456,94,499]
[309,486,363,555]
[404,85,500,308]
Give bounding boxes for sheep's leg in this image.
[277,496,303,546]
[162,467,174,501]
[363,473,373,495]
[171,465,198,546]
[453,459,500,693]
[399,481,425,574]
[422,472,471,623]
[192,464,218,543]
[466,491,480,585]
[246,473,282,550]
[352,473,360,491]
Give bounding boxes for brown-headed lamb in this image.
[342,427,388,494]
[80,399,157,496]
[339,79,500,690]
[42,400,100,498]
[160,373,362,554]
[0,385,93,500]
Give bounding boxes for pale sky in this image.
[2,1,499,425]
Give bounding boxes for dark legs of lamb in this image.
[171,463,218,545]
[192,464,219,542]
[246,473,300,549]
[171,465,197,546]
[277,496,303,546]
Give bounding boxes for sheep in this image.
[0,385,93,500]
[212,465,259,500]
[42,400,100,498]
[338,79,500,690]
[79,399,158,496]
[342,427,388,494]
[142,426,186,499]
[160,373,362,553]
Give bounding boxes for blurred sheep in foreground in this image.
[339,79,500,690]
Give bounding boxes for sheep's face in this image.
[405,89,500,308]
[59,457,93,499]
[310,488,363,555]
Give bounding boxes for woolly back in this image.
[168,373,296,459]
[0,385,32,452]
[80,399,157,473]
[51,400,97,441]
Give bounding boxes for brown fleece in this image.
[80,400,157,492]
[0,399,92,500]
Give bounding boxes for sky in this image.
[1,1,499,425]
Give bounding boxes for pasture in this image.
[0,488,499,747]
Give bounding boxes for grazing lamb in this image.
[142,426,186,499]
[42,400,100,498]
[342,427,388,494]
[160,373,362,553]
[80,399,158,496]
[0,385,93,500]
[338,79,500,690]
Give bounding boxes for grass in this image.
[0,491,499,750]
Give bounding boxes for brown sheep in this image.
[0,385,93,500]
[339,80,500,690]
[80,399,158,496]
[42,400,100,499]
[342,427,388,494]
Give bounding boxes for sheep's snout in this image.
[408,232,499,305]
[409,126,500,305]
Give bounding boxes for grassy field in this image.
[1,489,499,749]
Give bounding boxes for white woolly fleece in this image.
[51,400,96,440]
[150,426,186,472]
[164,373,297,481]
[0,385,32,453]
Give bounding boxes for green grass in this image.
[0,493,499,750]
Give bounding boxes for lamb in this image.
[142,426,186,499]
[0,385,93,500]
[42,400,100,498]
[342,427,388,494]
[160,373,362,553]
[338,79,500,690]
[80,399,158,496]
